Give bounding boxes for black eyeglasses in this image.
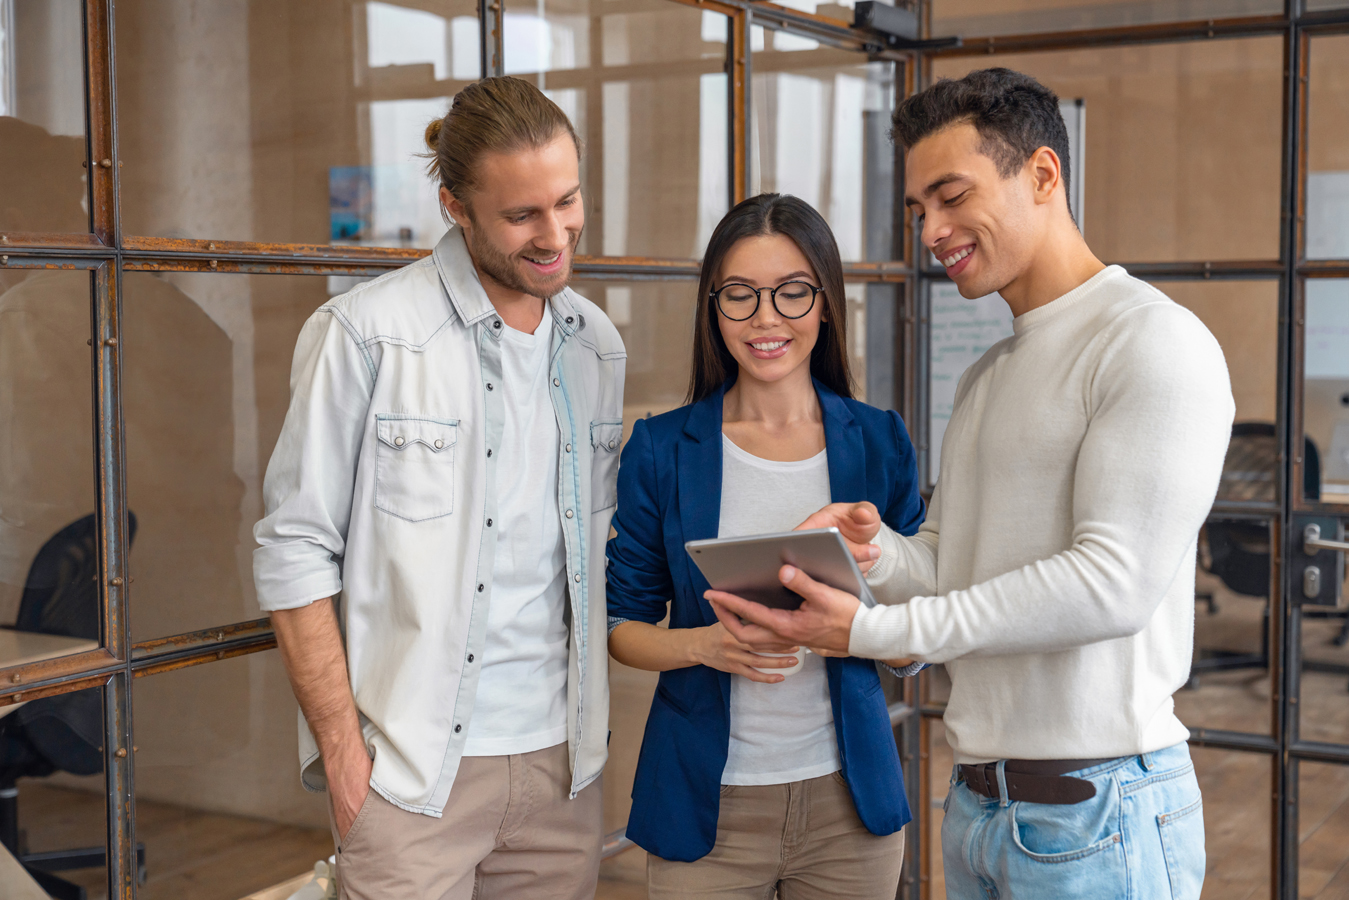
[710,281,823,321]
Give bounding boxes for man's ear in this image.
[1027,146,1063,208]
[441,186,471,229]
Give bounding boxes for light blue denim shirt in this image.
[253,227,626,816]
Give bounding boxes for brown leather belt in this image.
[958,758,1118,805]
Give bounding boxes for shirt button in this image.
[487,449,493,457]
[454,724,462,733]
[553,378,560,387]
[565,443,572,452]
[565,509,574,519]
[394,436,404,446]
[493,320,501,329]
[574,573,581,583]
[467,653,475,663]
[434,439,444,449]
[486,383,494,391]
[477,584,484,592]
[486,518,493,527]
[608,440,616,449]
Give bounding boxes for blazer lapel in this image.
[677,383,726,627]
[817,380,865,504]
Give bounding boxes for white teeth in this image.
[750,340,787,351]
[941,247,973,268]
[526,253,560,265]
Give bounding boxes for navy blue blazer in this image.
[605,379,926,862]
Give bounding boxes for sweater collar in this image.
[1011,264,1125,335]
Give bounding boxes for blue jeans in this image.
[941,742,1205,900]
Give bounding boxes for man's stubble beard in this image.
[464,220,581,301]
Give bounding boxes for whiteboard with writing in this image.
[929,282,1015,483]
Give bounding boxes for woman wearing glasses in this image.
[605,193,925,899]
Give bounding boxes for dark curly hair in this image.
[892,68,1073,223]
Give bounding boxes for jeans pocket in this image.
[373,414,458,521]
[1010,806,1123,864]
[1158,795,1205,900]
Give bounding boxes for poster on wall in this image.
[928,282,1014,483]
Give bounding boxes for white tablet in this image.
[685,527,877,611]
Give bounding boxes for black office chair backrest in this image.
[1206,423,1323,598]
[16,512,136,641]
[1218,423,1319,503]
[4,512,138,780]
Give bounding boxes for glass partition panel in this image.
[0,0,90,235]
[116,0,479,248]
[503,0,730,259]
[931,0,1282,38]
[1,686,110,898]
[926,280,1014,486]
[1299,760,1349,898]
[932,37,1283,264]
[1177,517,1273,735]
[0,269,102,662]
[751,52,894,262]
[133,653,334,898]
[121,271,344,640]
[1303,280,1349,504]
[1299,600,1349,745]
[1191,747,1272,900]
[1307,35,1349,260]
[571,279,699,432]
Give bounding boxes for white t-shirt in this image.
[718,434,842,786]
[463,316,569,757]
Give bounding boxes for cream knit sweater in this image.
[852,266,1235,764]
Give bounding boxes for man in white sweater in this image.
[707,69,1234,899]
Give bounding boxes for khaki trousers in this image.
[647,771,906,900]
[330,742,603,900]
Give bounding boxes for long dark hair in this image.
[687,193,854,404]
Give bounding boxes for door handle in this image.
[1304,523,1349,556]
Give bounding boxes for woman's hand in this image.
[689,623,801,684]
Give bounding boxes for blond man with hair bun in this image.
[254,76,625,899]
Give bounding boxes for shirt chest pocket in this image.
[590,420,622,512]
[374,415,459,522]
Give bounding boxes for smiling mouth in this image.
[940,246,974,268]
[750,340,788,351]
[524,251,563,268]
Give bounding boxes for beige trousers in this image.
[330,742,603,900]
[646,771,906,900]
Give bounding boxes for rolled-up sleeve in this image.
[253,308,374,611]
[605,418,673,626]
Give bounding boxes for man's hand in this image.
[796,502,883,573]
[706,565,861,654]
[329,742,373,841]
[271,598,371,843]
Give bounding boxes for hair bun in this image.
[424,118,443,151]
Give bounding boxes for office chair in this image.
[1189,424,1320,685]
[0,513,146,899]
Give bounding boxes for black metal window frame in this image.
[2,0,1348,897]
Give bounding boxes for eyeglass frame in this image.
[708,280,825,321]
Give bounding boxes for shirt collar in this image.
[431,225,583,340]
